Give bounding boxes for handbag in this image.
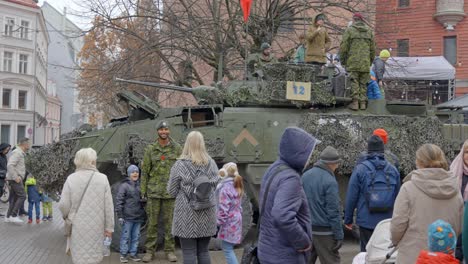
[241,165,288,264]
[64,171,95,237]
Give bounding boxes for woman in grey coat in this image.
[167,131,220,264]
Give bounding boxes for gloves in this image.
[118,218,125,226]
[332,240,343,251]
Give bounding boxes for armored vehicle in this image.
[27,63,468,249]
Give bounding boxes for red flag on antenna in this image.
[240,0,252,22]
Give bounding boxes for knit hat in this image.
[127,165,139,177]
[368,135,384,153]
[427,219,456,254]
[316,14,325,22]
[157,120,169,130]
[373,128,388,145]
[222,162,239,177]
[380,49,391,58]
[260,42,271,51]
[353,13,364,20]
[319,146,341,164]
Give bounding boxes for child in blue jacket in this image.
[25,174,41,224]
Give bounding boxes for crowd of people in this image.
[2,121,468,264]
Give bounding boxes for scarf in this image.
[450,140,468,199]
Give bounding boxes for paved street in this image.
[0,202,359,263]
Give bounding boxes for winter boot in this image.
[348,99,359,111]
[141,253,153,263]
[359,100,367,110]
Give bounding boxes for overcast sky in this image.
[38,0,91,29]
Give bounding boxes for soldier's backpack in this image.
[187,164,216,211]
[362,160,398,213]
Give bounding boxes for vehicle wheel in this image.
[1,183,9,203]
[209,193,254,250]
[110,181,147,252]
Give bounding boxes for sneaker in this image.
[27,219,33,224]
[129,255,141,262]
[141,253,153,263]
[166,252,177,262]
[36,219,40,224]
[4,216,10,222]
[48,216,53,221]
[120,255,129,263]
[42,217,48,222]
[10,216,24,223]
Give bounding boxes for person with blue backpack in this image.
[344,135,401,252]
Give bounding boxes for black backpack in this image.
[183,161,216,211]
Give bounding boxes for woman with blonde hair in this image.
[390,144,463,264]
[167,131,220,264]
[59,148,114,264]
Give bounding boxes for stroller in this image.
[352,219,398,264]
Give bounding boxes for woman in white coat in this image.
[59,148,114,264]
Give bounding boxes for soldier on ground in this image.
[141,121,182,263]
[340,13,376,111]
[305,13,331,66]
[247,42,278,79]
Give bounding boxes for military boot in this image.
[348,99,359,111]
[166,252,178,262]
[142,253,153,263]
[359,100,367,110]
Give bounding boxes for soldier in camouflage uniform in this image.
[247,42,278,79]
[340,13,376,111]
[141,121,182,263]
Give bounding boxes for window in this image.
[444,36,457,65]
[3,52,13,72]
[1,125,10,144]
[18,91,27,110]
[2,89,11,108]
[20,20,29,39]
[19,54,28,74]
[398,0,410,7]
[17,125,26,142]
[397,39,409,57]
[4,17,14,37]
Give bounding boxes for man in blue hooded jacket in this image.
[258,127,319,264]
[344,135,400,252]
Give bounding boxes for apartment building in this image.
[0,0,49,145]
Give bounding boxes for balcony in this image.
[434,0,466,30]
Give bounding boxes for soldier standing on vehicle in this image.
[305,13,331,66]
[340,13,376,111]
[141,121,182,263]
[247,42,278,79]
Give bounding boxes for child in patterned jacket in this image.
[216,162,243,264]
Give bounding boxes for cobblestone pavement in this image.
[0,202,359,263]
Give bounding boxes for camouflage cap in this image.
[157,120,170,130]
[260,42,271,51]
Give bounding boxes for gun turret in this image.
[115,78,222,105]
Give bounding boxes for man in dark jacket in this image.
[302,146,343,264]
[258,127,319,264]
[344,136,400,252]
[116,165,146,262]
[0,143,10,217]
[340,13,376,111]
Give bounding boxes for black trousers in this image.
[310,235,341,264]
[6,180,26,218]
[359,226,374,252]
[0,178,4,197]
[179,237,211,264]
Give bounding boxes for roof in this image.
[384,56,456,80]
[4,0,38,8]
[436,94,468,110]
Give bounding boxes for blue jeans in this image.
[28,201,40,220]
[222,241,238,264]
[120,221,141,256]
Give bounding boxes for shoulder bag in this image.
[64,171,95,237]
[241,165,288,264]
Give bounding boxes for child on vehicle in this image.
[115,165,146,263]
[25,173,41,224]
[216,162,243,264]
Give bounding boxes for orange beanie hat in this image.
[373,128,388,145]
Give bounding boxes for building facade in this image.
[0,0,49,146]
[45,80,60,143]
[375,0,468,96]
[42,2,84,133]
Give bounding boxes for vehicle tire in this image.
[110,181,147,252]
[208,193,254,251]
[1,183,9,203]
